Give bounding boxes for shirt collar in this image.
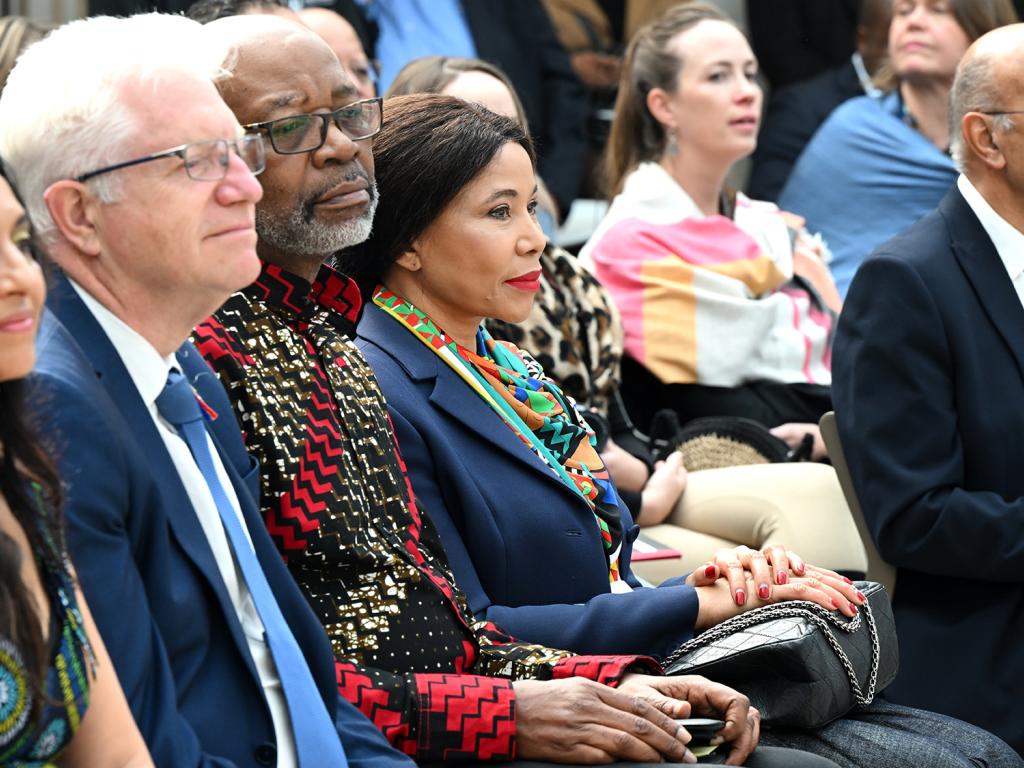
[957,174,1024,283]
[246,260,363,332]
[851,51,881,98]
[69,278,178,407]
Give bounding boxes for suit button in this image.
[255,743,277,765]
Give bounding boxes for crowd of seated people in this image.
[0,1,1022,766]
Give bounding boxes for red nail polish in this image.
[849,603,858,613]
[856,591,866,602]
[758,584,770,599]
[830,598,840,610]
[705,565,716,579]
[735,589,746,606]
[777,571,788,585]
[843,576,853,584]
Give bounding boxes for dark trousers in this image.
[433,746,840,767]
[620,354,832,434]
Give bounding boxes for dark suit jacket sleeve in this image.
[748,84,820,203]
[384,403,700,660]
[834,255,1024,581]
[32,370,240,768]
[468,0,587,211]
[526,0,587,210]
[747,0,856,88]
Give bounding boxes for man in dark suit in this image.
[833,23,1024,756]
[0,13,413,768]
[748,0,891,202]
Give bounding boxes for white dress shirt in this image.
[71,281,297,768]
[957,174,1024,311]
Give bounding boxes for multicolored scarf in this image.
[373,287,627,589]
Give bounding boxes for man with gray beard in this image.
[189,13,832,768]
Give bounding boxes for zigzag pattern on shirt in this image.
[417,674,515,761]
[266,375,339,555]
[192,317,253,366]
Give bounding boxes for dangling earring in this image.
[665,129,678,157]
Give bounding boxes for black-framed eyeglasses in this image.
[977,110,1024,117]
[75,135,266,183]
[243,97,383,156]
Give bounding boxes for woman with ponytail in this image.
[581,3,839,454]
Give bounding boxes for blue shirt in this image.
[360,0,477,92]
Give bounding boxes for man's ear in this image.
[645,87,676,131]
[962,112,1006,171]
[44,180,104,256]
[394,245,422,272]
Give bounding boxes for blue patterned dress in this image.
[0,509,93,767]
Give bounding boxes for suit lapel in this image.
[47,275,257,675]
[944,188,1024,382]
[359,303,579,500]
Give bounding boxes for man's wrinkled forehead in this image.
[204,14,356,122]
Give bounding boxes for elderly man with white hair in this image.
[0,12,413,768]
[834,22,1024,758]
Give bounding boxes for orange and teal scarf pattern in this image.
[373,287,626,586]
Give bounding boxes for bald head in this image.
[205,14,355,123]
[950,23,1024,173]
[201,12,377,270]
[299,6,359,48]
[298,7,376,99]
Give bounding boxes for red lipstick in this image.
[505,269,542,292]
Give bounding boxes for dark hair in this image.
[186,0,289,23]
[603,2,729,197]
[874,0,1017,90]
[338,93,535,299]
[0,161,62,728]
[385,55,531,132]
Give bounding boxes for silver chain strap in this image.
[664,598,882,706]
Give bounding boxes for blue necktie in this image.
[156,369,347,768]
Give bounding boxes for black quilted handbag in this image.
[662,581,899,729]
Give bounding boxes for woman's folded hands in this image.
[688,545,867,629]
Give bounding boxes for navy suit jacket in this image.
[461,0,586,210]
[33,274,412,768]
[356,303,697,660]
[833,187,1024,754]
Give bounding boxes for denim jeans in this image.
[759,699,1022,767]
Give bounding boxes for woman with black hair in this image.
[0,167,152,765]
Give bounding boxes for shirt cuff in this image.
[551,655,662,687]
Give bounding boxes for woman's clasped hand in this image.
[687,545,867,630]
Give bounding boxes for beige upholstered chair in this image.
[820,411,897,594]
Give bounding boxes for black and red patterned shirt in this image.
[193,263,656,762]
